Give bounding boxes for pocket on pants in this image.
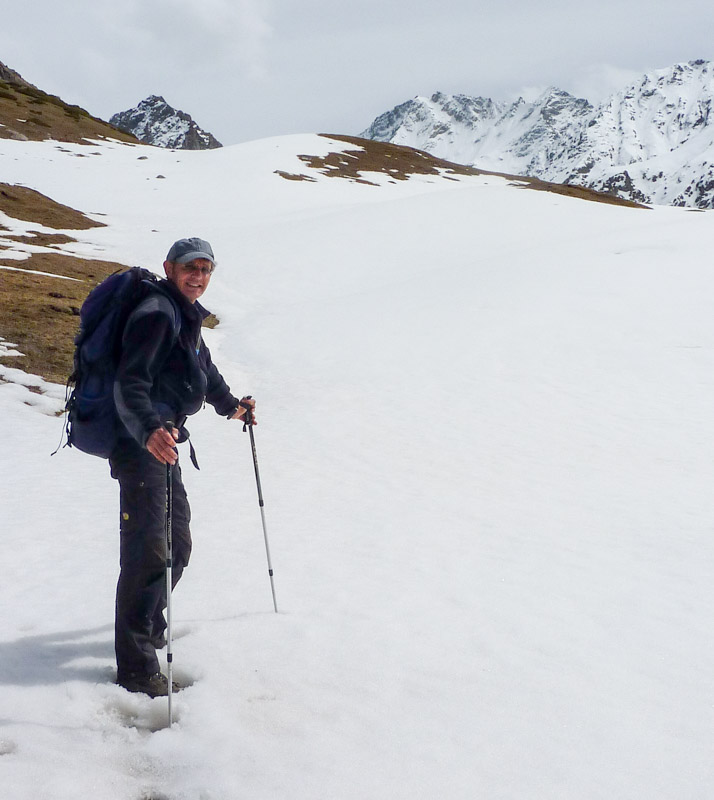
[118,477,168,572]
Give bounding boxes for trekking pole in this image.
[165,422,175,726]
[242,400,278,613]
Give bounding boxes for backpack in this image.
[63,267,180,458]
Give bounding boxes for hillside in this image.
[0,57,648,391]
[0,181,129,382]
[0,130,643,386]
[0,60,136,145]
[1,126,713,800]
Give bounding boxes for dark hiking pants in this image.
[110,439,192,679]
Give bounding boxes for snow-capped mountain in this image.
[362,60,714,208]
[110,95,222,150]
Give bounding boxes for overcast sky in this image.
[1,0,713,145]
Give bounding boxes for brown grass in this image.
[0,253,127,383]
[275,134,648,209]
[515,176,648,208]
[278,134,478,185]
[0,182,122,381]
[0,183,105,229]
[3,232,76,247]
[0,78,137,145]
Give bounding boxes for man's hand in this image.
[231,396,257,424]
[146,426,179,464]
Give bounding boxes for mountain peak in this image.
[110,95,222,150]
[361,60,714,208]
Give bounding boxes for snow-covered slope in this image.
[363,89,594,177]
[110,95,222,150]
[1,134,713,800]
[362,59,714,208]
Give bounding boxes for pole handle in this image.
[240,396,254,431]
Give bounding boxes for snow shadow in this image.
[0,625,114,686]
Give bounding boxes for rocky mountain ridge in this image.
[362,60,714,208]
[110,95,221,150]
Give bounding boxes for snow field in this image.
[0,134,713,799]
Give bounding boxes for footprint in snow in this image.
[103,691,185,732]
[100,669,197,732]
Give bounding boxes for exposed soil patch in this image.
[277,134,647,209]
[0,183,105,229]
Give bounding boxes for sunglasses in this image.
[179,262,214,276]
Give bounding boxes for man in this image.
[110,237,254,697]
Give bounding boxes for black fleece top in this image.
[113,278,240,447]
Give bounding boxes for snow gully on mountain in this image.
[362,59,714,209]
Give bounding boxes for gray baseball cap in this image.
[166,237,216,267]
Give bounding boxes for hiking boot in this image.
[117,671,179,698]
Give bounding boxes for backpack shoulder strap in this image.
[125,283,182,342]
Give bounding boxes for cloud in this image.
[2,0,713,144]
[149,0,275,79]
[565,64,644,103]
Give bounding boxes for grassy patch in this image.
[0,254,127,383]
[28,115,51,128]
[280,134,648,209]
[0,183,105,229]
[298,134,475,183]
[3,232,76,248]
[0,181,125,382]
[517,177,648,208]
[0,78,137,144]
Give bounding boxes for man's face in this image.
[164,258,213,303]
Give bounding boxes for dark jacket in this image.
[114,278,239,446]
